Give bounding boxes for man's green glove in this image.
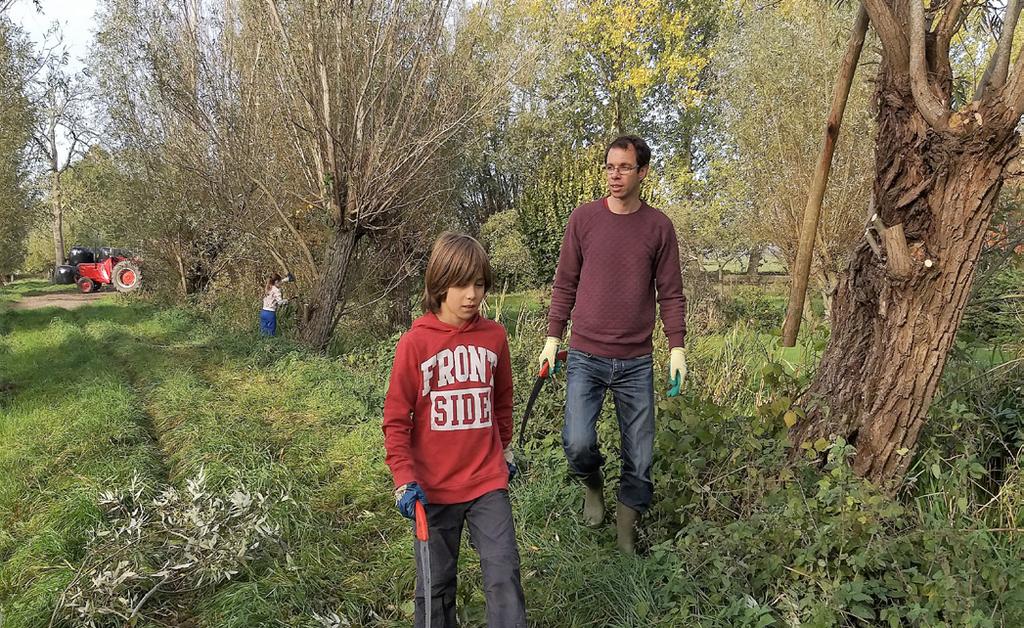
[538,336,560,373]
[668,347,687,397]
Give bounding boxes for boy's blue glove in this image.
[394,482,428,519]
[504,448,518,481]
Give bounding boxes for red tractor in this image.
[76,256,142,294]
[54,246,143,294]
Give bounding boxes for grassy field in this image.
[1,282,688,627]
[1,279,1021,627]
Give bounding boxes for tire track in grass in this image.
[145,336,417,625]
[54,306,276,626]
[0,305,168,627]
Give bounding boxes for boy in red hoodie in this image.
[383,232,527,628]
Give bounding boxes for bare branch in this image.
[932,0,967,87]
[251,177,318,279]
[936,0,966,42]
[863,0,910,69]
[1004,43,1024,116]
[909,0,952,128]
[977,0,1023,99]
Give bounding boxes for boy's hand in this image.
[394,482,428,519]
[504,447,518,481]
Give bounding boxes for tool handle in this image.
[414,500,429,541]
[539,350,569,378]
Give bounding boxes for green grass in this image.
[1,280,1021,627]
[0,283,655,626]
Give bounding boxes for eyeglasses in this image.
[603,164,640,175]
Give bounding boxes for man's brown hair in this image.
[605,134,651,169]
[422,232,493,314]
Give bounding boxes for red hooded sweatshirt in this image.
[382,311,514,504]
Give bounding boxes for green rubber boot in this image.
[581,470,604,527]
[616,502,639,554]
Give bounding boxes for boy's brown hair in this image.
[422,232,493,314]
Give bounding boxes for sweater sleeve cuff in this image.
[667,331,686,349]
[546,320,566,339]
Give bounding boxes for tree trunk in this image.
[386,274,414,334]
[299,227,362,352]
[746,245,763,276]
[51,170,64,266]
[174,248,188,296]
[790,71,1019,484]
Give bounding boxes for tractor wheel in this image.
[112,260,141,293]
[76,277,95,294]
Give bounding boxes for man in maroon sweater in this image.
[538,135,688,554]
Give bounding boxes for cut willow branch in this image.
[781,4,870,347]
[909,0,952,128]
[883,223,914,278]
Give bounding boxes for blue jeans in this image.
[259,309,277,336]
[562,349,655,513]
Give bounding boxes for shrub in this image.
[481,210,537,291]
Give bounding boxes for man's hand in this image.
[394,482,428,519]
[504,447,518,481]
[538,336,560,374]
[668,347,687,397]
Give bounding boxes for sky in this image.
[8,0,99,74]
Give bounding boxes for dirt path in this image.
[8,291,115,310]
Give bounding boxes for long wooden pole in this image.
[782,4,869,346]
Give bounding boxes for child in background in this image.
[259,273,288,336]
[382,232,527,628]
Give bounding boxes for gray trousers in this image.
[414,489,527,628]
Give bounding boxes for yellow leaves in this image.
[625,66,656,93]
[569,0,709,109]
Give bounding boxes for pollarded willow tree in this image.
[259,0,517,351]
[792,0,1024,482]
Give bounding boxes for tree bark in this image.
[299,227,362,352]
[746,245,763,277]
[790,68,1019,484]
